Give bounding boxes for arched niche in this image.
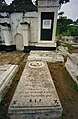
[14,33,24,51]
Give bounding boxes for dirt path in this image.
[48,62,78,119]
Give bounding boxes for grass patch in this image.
[61,111,66,119]
[62,44,74,51]
[72,83,78,90]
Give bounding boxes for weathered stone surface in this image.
[28,51,64,62]
[65,53,78,84]
[0,64,19,102]
[58,46,69,56]
[15,33,24,51]
[8,61,62,119]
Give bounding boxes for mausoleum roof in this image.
[0,0,37,13]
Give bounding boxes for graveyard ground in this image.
[0,50,78,119]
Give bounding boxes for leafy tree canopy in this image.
[56,16,78,36]
[0,0,6,10]
[58,12,64,16]
[59,0,70,5]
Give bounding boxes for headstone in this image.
[0,64,19,102]
[8,61,62,119]
[65,53,78,84]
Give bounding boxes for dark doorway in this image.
[41,12,54,41]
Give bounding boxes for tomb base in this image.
[28,50,64,62]
[8,61,62,119]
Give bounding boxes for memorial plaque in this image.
[8,61,62,119]
[42,20,52,29]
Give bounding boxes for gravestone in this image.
[0,64,19,102]
[8,61,62,119]
[65,53,78,84]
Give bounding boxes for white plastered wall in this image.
[10,12,38,46]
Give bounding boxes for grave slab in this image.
[28,51,64,62]
[58,46,69,56]
[0,64,19,102]
[8,61,63,119]
[65,53,78,84]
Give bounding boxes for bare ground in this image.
[0,51,78,119]
[48,62,78,119]
[69,48,78,54]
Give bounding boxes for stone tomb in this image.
[0,64,19,102]
[8,61,62,119]
[28,51,64,62]
[65,53,78,84]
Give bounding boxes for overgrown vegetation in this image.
[0,0,7,10]
[61,111,66,119]
[73,83,78,90]
[57,16,78,36]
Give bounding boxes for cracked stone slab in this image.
[28,50,64,62]
[0,64,19,102]
[65,53,78,84]
[8,61,63,119]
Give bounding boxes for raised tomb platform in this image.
[65,53,78,84]
[28,51,64,62]
[8,61,62,119]
[0,64,19,102]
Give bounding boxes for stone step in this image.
[29,42,56,47]
[8,61,62,119]
[0,64,19,102]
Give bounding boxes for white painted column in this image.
[2,26,12,46]
[52,8,58,47]
[38,12,41,43]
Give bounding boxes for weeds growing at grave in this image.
[72,83,78,90]
[0,96,9,118]
[61,111,66,119]
[63,44,74,51]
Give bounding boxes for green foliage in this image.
[56,16,78,36]
[0,0,6,10]
[73,83,78,90]
[58,11,64,16]
[62,44,75,51]
[0,96,9,119]
[61,111,66,119]
[56,40,61,46]
[59,0,69,5]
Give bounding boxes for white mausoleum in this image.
[0,0,61,51]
